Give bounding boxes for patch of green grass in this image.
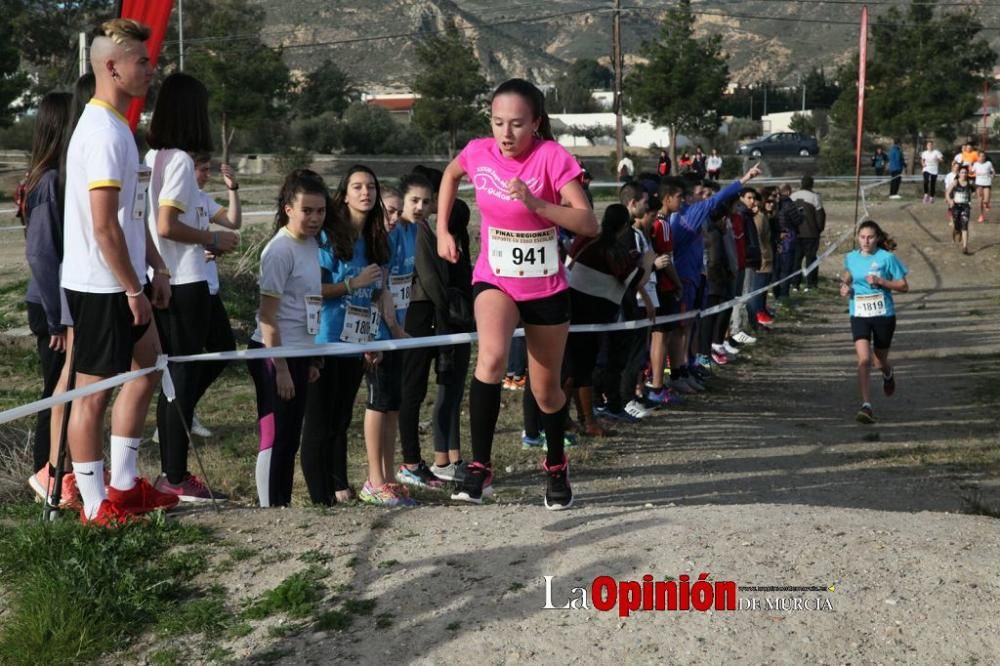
[298,549,333,564]
[0,514,212,665]
[266,621,305,639]
[342,598,377,616]
[148,646,184,666]
[314,609,354,631]
[228,545,257,562]
[243,566,328,620]
[157,587,234,636]
[445,621,462,631]
[203,645,234,664]
[508,582,525,592]
[375,612,395,629]
[862,432,881,442]
[378,559,399,568]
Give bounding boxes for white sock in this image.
[74,460,107,520]
[256,449,272,508]
[110,435,141,491]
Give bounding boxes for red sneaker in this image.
[80,500,145,527]
[29,467,80,509]
[107,477,180,514]
[756,311,775,326]
[153,473,220,503]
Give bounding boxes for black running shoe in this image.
[450,462,494,504]
[543,458,573,511]
[882,371,896,397]
[856,404,876,424]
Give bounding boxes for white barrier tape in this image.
[0,355,168,425]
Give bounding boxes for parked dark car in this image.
[737,132,819,158]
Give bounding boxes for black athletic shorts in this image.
[653,289,681,332]
[850,315,896,350]
[65,288,151,376]
[472,282,570,326]
[366,349,402,412]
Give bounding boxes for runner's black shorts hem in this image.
[850,315,896,350]
[366,349,402,412]
[65,288,151,375]
[472,283,570,326]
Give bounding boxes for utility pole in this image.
[178,0,185,71]
[78,32,87,76]
[612,0,625,166]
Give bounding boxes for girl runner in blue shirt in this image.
[839,220,909,424]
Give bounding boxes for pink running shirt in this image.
[458,137,582,301]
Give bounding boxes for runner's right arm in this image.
[437,159,465,263]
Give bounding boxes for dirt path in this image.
[113,197,1000,665]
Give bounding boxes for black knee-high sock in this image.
[469,378,501,465]
[522,375,542,438]
[541,401,568,467]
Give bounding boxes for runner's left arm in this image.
[508,178,598,237]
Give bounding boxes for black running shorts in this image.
[65,288,151,376]
[366,349,402,413]
[850,315,896,350]
[472,282,570,326]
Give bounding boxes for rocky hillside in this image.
[253,0,913,88]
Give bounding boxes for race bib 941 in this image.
[488,227,559,278]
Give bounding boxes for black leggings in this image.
[399,301,435,465]
[567,289,620,388]
[433,343,470,454]
[154,281,210,484]
[193,293,236,406]
[923,172,938,198]
[301,355,364,503]
[27,302,65,472]
[700,294,732,351]
[246,341,312,507]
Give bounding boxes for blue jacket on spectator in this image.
[888,144,905,173]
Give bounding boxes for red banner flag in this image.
[854,6,868,223]
[120,0,175,130]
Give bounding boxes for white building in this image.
[549,112,696,149]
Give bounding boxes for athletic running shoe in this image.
[654,386,685,405]
[922,194,930,204]
[191,414,213,438]
[694,355,714,374]
[29,467,80,509]
[671,377,696,394]
[80,500,145,528]
[359,479,417,507]
[732,330,757,345]
[395,462,445,490]
[107,477,179,514]
[543,457,573,511]
[625,399,653,419]
[802,287,810,292]
[889,194,902,200]
[684,375,706,392]
[521,431,545,449]
[856,404,876,424]
[540,432,577,451]
[645,386,671,406]
[152,473,220,502]
[882,370,896,397]
[451,462,495,504]
[502,377,516,390]
[711,351,729,366]
[721,341,741,356]
[429,461,463,482]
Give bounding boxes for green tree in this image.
[412,23,489,156]
[296,59,354,118]
[625,0,729,166]
[802,67,840,110]
[551,59,613,113]
[862,1,994,171]
[0,17,29,126]
[8,0,113,98]
[179,0,291,162]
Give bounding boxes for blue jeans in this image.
[748,271,772,324]
[506,335,527,377]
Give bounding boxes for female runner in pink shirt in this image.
[437,79,598,510]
